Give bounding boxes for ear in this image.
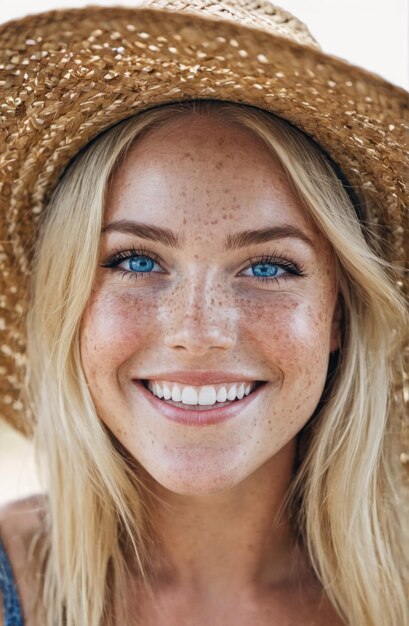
[330,296,342,353]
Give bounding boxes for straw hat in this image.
[0,1,407,457]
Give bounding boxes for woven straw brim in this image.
[0,5,408,436]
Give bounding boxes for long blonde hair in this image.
[25,100,408,626]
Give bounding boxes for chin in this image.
[136,452,253,497]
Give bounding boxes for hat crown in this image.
[138,0,320,49]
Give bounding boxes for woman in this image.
[0,2,407,626]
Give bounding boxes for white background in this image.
[1,0,408,89]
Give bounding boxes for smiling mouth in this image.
[139,380,266,411]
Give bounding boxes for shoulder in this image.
[0,494,47,626]
[0,493,46,570]
[0,492,46,533]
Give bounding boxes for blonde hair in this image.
[25,100,408,626]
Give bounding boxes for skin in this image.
[78,115,343,624]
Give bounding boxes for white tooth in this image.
[171,384,182,402]
[181,386,198,405]
[198,386,217,406]
[244,383,251,396]
[147,380,154,393]
[216,386,227,402]
[155,382,164,399]
[236,383,245,400]
[163,384,172,400]
[227,384,237,401]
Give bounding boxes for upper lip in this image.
[137,370,265,386]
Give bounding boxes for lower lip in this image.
[133,380,266,426]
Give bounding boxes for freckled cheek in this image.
[80,290,158,371]
[242,298,332,372]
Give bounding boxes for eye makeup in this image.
[99,245,307,286]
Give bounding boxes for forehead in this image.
[105,115,316,236]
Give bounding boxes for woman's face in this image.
[80,115,340,495]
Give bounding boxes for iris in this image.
[251,263,280,277]
[129,257,155,272]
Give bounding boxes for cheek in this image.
[237,294,334,440]
[241,293,333,384]
[80,287,157,379]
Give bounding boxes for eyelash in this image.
[99,245,306,285]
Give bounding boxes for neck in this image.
[135,438,312,599]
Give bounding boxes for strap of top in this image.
[0,534,24,626]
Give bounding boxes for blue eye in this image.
[127,256,157,273]
[100,246,164,280]
[100,248,305,284]
[240,255,303,283]
[243,262,284,278]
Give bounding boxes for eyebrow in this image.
[101,220,315,250]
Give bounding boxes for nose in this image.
[162,274,237,355]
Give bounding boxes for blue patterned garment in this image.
[0,535,24,626]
